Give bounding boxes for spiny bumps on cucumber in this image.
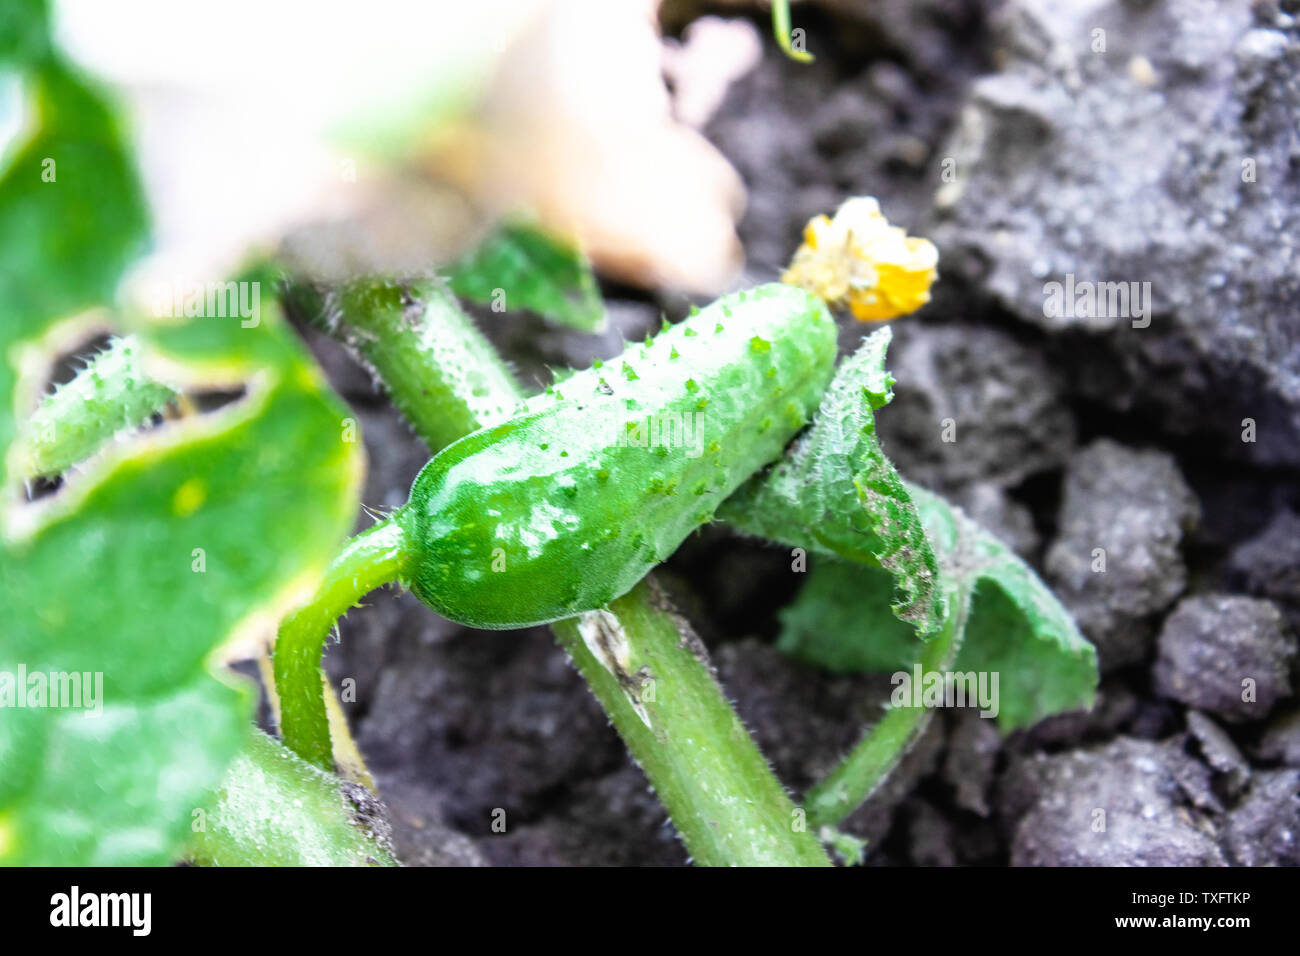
[398,283,838,628]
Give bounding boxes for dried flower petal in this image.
[783,197,938,321]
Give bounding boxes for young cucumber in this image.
[398,282,838,628]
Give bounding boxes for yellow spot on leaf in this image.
[294,362,325,394]
[172,478,207,516]
[782,196,938,321]
[0,815,13,860]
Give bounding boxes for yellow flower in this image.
[782,197,938,321]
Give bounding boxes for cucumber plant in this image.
[3,0,1097,867]
[273,258,1096,865]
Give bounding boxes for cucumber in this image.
[398,282,838,628]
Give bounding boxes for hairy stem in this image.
[804,579,972,829]
[274,518,409,769]
[288,276,521,449]
[553,580,829,865]
[256,648,378,792]
[15,334,176,478]
[289,275,830,865]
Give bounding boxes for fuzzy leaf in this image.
[1,276,363,864]
[0,57,149,470]
[910,485,1098,730]
[720,327,945,638]
[446,220,606,332]
[778,558,918,672]
[185,731,396,867]
[779,484,1098,731]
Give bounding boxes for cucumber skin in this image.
[399,283,838,629]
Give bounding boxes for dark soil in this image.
[295,0,1299,866]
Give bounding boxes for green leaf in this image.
[819,827,866,866]
[445,220,606,332]
[0,281,364,864]
[0,27,367,865]
[0,56,149,469]
[778,559,918,673]
[0,0,50,68]
[185,731,397,867]
[909,484,1098,731]
[780,484,1098,732]
[721,327,946,638]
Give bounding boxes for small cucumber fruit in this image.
[398,282,837,628]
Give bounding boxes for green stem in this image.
[553,580,830,866]
[804,579,972,829]
[771,0,814,63]
[15,333,176,478]
[288,276,521,451]
[274,517,409,770]
[288,274,830,866]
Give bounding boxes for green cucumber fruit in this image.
[398,282,838,628]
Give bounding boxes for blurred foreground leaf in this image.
[0,40,363,863]
[1,277,362,864]
[0,55,148,467]
[185,730,396,867]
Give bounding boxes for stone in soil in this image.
[1224,769,1300,866]
[1226,509,1300,610]
[1044,439,1200,671]
[999,737,1225,866]
[926,0,1300,467]
[874,322,1076,492]
[1256,707,1300,768]
[1185,710,1251,802]
[941,709,1003,817]
[946,482,1040,559]
[1153,594,1296,723]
